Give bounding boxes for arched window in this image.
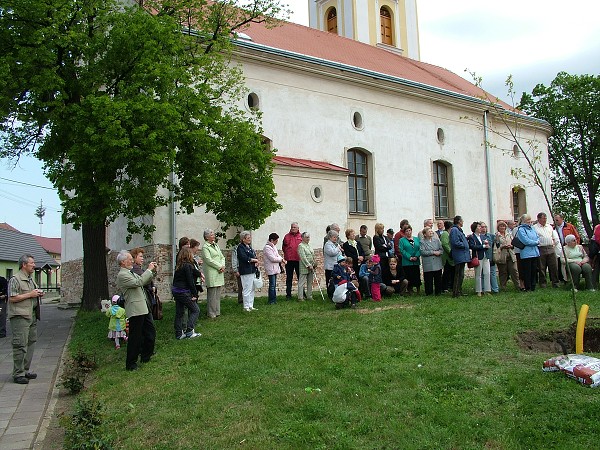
[348,149,369,213]
[380,7,393,45]
[512,186,527,221]
[261,136,272,151]
[327,8,338,34]
[433,161,451,218]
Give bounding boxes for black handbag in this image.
[511,233,525,250]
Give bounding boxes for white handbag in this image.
[253,270,263,289]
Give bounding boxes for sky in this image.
[1,0,599,238]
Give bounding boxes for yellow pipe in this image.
[576,304,589,354]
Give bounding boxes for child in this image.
[369,254,383,301]
[358,256,372,300]
[106,294,128,350]
[345,257,362,302]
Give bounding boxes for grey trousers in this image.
[297,272,314,299]
[206,286,222,318]
[10,315,37,378]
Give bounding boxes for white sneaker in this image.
[250,307,258,311]
[243,308,252,312]
[177,334,188,340]
[186,330,201,339]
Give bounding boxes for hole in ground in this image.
[516,318,600,353]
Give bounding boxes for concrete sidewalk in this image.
[0,301,76,450]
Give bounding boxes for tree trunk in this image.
[81,222,109,311]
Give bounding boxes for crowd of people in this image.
[274,215,600,304]
[108,215,599,371]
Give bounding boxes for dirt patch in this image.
[516,318,600,353]
[40,390,74,450]
[356,303,414,314]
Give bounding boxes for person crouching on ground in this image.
[345,256,362,302]
[332,254,359,309]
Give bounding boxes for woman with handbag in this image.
[201,229,226,318]
[467,222,491,297]
[263,233,286,304]
[237,231,259,312]
[494,221,520,290]
[515,214,540,292]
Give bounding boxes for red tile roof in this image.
[0,222,20,232]
[240,20,505,107]
[33,235,62,255]
[273,155,348,172]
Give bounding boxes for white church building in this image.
[61,1,552,300]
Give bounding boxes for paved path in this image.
[0,301,76,450]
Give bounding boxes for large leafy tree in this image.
[519,72,600,236]
[1,0,285,309]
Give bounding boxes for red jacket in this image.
[282,231,302,261]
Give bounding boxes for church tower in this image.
[308,0,420,60]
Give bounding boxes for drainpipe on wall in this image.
[483,110,495,233]
[170,169,177,275]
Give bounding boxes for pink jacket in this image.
[263,242,283,275]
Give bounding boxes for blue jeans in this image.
[268,274,277,303]
[490,264,499,292]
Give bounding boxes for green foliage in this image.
[67,288,600,449]
[0,0,285,305]
[60,350,98,394]
[519,72,600,236]
[61,395,113,450]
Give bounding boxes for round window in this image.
[352,111,364,130]
[247,92,259,110]
[436,127,445,144]
[311,185,323,203]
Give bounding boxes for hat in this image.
[337,254,346,262]
[387,228,394,234]
[111,294,120,304]
[371,254,380,263]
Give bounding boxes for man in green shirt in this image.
[8,254,44,384]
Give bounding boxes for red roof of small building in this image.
[0,222,20,232]
[273,155,348,172]
[241,20,500,105]
[33,236,62,255]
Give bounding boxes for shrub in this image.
[61,395,113,450]
[60,350,97,395]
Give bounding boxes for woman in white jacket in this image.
[263,233,286,304]
[324,230,343,284]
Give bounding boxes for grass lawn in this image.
[67,282,600,449]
